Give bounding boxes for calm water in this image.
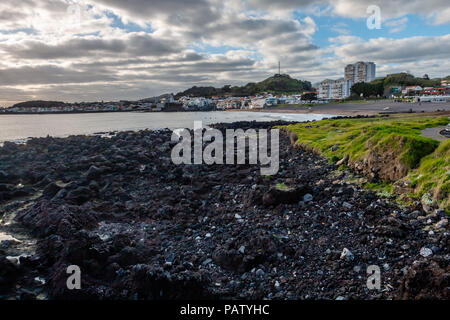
[0,111,335,143]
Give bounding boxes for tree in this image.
[351,82,383,98]
[302,92,317,101]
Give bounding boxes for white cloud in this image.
[385,17,408,33]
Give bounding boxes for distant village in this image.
[1,62,449,114]
[0,91,323,114]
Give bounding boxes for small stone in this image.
[238,246,245,254]
[401,244,410,250]
[256,269,265,277]
[274,281,281,291]
[336,154,349,166]
[202,258,212,266]
[303,193,313,202]
[401,267,409,275]
[353,265,361,273]
[431,246,440,253]
[205,233,212,238]
[422,204,432,214]
[342,202,353,210]
[335,296,346,300]
[340,248,354,261]
[435,219,448,229]
[419,247,433,257]
[235,214,242,219]
[408,211,420,219]
[435,209,446,218]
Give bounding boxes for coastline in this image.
[2,101,450,117]
[0,109,216,115]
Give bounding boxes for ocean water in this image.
[0,111,335,143]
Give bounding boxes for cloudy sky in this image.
[0,0,449,106]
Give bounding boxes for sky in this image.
[0,0,449,106]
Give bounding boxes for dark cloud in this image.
[0,65,117,85]
[4,34,182,60]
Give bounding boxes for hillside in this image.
[10,100,66,109]
[371,73,443,88]
[175,74,312,98]
[350,73,449,98]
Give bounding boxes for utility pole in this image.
[278,61,281,75]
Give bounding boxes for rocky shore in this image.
[0,120,448,300]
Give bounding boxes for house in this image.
[249,98,266,109]
[402,85,422,95]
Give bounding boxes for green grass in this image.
[281,114,450,211]
[275,182,292,191]
[406,139,450,212]
[365,181,396,198]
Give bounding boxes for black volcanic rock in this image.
[0,120,448,300]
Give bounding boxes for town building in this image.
[344,61,376,97]
[345,61,376,83]
[402,85,423,95]
[318,79,351,100]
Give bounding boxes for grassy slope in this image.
[282,114,449,211]
[407,139,450,211]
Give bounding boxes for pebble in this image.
[419,247,433,257]
[256,269,265,277]
[435,219,448,229]
[353,266,361,273]
[303,194,313,202]
[340,248,354,261]
[342,202,353,210]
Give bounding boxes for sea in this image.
[0,111,336,144]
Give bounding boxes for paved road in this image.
[421,126,450,141]
[261,100,450,116]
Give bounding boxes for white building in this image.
[249,98,266,109]
[318,79,351,100]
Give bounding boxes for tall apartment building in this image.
[344,61,376,96]
[345,61,376,83]
[319,61,376,100]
